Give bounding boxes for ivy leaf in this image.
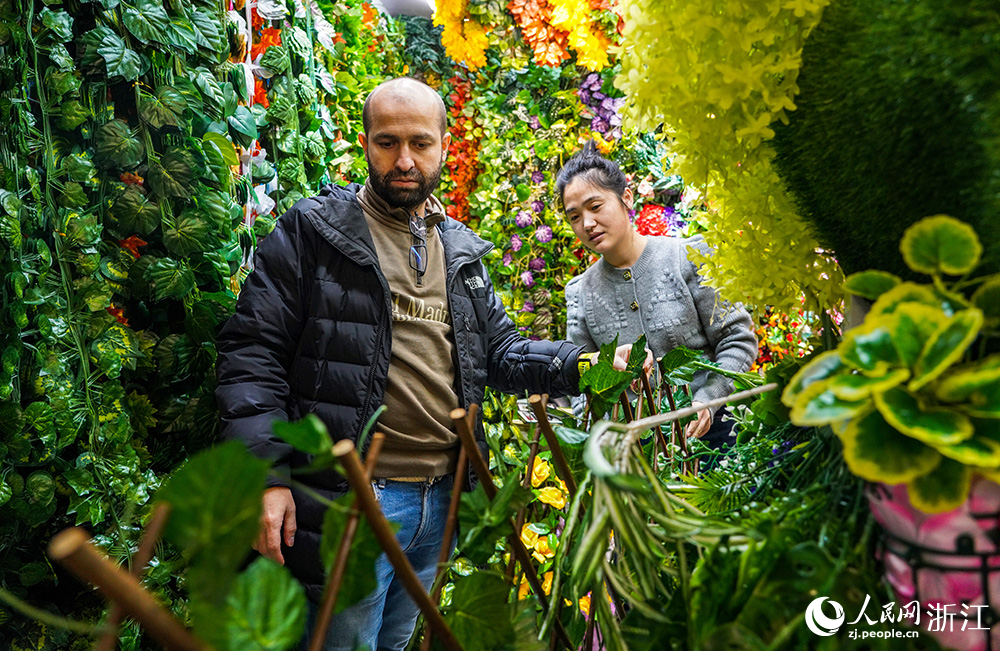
[63,154,97,184]
[259,45,290,75]
[49,44,76,71]
[112,186,160,235]
[189,10,225,55]
[97,33,142,81]
[140,86,187,129]
[163,212,212,257]
[95,120,145,169]
[196,557,306,651]
[122,0,171,46]
[40,8,74,42]
[57,100,91,131]
[228,105,257,149]
[157,440,268,606]
[77,26,116,74]
[146,258,196,300]
[148,147,196,199]
[169,16,199,55]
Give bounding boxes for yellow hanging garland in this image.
[615,0,843,315]
[434,0,489,70]
[549,0,611,71]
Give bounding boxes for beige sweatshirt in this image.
[357,182,460,478]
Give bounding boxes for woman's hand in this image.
[612,344,654,375]
[685,402,713,439]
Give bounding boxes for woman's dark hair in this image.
[555,141,628,204]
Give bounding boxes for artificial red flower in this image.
[253,78,270,108]
[333,32,346,46]
[106,305,129,326]
[119,235,147,259]
[251,27,282,61]
[120,172,144,186]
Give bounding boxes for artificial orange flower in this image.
[254,78,270,108]
[106,305,129,327]
[362,1,378,27]
[119,236,147,259]
[120,172,144,186]
[251,27,282,61]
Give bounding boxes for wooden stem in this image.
[309,433,385,651]
[94,503,172,651]
[618,394,634,423]
[509,417,544,579]
[333,440,462,651]
[451,407,574,651]
[527,395,577,498]
[640,374,670,472]
[49,528,206,651]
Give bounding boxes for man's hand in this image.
[254,487,296,565]
[612,344,654,375]
[685,402,713,439]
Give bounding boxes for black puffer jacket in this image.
[216,183,585,600]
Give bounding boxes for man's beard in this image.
[367,161,442,211]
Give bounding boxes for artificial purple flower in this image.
[515,211,533,228]
[591,117,609,134]
[583,72,601,90]
[520,270,535,287]
[529,257,545,271]
[503,252,513,266]
[593,91,606,102]
[529,115,541,129]
[510,234,523,252]
[600,97,617,112]
[531,170,545,184]
[535,225,553,243]
[609,113,622,127]
[578,89,591,105]
[531,200,545,214]
[522,301,535,313]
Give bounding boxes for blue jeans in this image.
[302,475,456,651]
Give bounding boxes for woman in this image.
[559,143,757,447]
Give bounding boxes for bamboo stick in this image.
[49,528,207,651]
[640,374,670,469]
[94,503,172,651]
[527,395,578,498]
[309,432,386,651]
[333,440,462,651]
[451,407,574,650]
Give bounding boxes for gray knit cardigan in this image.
[565,235,758,411]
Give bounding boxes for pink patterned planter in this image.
[868,480,1000,650]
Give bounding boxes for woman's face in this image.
[563,177,634,258]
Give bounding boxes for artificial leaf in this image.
[936,355,1000,403]
[972,276,1000,327]
[459,479,531,564]
[145,258,196,300]
[888,302,949,369]
[148,147,196,198]
[443,573,516,651]
[168,16,199,54]
[259,45,290,75]
[900,215,981,277]
[228,105,257,148]
[837,407,941,484]
[935,436,1000,468]
[189,10,225,54]
[201,140,231,189]
[95,120,145,169]
[63,154,97,184]
[140,86,187,129]
[203,131,238,165]
[272,414,333,455]
[40,8,74,42]
[97,33,142,80]
[826,368,909,401]
[873,388,973,446]
[788,380,867,426]
[193,68,226,120]
[58,100,90,131]
[909,309,984,391]
[318,494,381,613]
[112,186,160,235]
[122,0,171,45]
[197,557,306,651]
[658,346,704,386]
[839,319,899,375]
[868,282,940,318]
[907,457,971,514]
[163,212,211,257]
[844,270,901,302]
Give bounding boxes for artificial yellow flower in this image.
[542,571,553,595]
[537,486,567,510]
[530,457,551,487]
[520,523,539,549]
[532,536,555,563]
[518,576,531,600]
[578,594,591,615]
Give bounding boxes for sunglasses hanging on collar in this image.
[408,212,427,287]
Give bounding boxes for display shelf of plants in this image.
[1,0,998,649]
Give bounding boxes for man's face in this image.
[360,94,450,211]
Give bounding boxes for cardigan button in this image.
[623,270,632,280]
[630,301,639,311]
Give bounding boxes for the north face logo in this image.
[465,276,485,291]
